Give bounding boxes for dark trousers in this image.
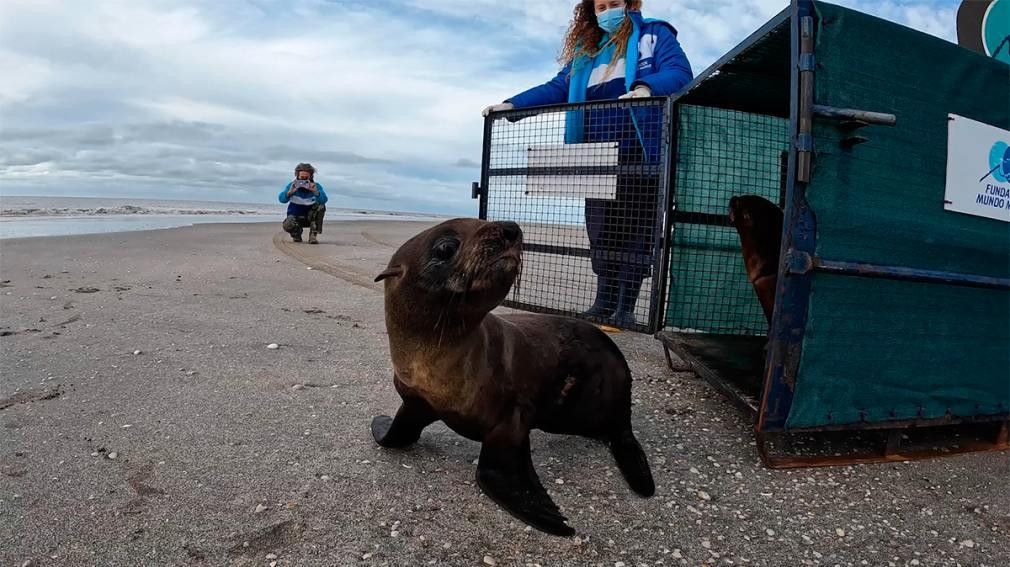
[282,203,325,236]
[584,174,661,284]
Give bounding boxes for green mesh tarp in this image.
[666,105,789,335]
[785,3,1010,429]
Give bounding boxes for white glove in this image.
[618,85,652,99]
[482,102,514,117]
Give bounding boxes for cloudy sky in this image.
[0,0,960,214]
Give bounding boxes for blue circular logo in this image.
[988,141,1010,183]
[984,0,1010,63]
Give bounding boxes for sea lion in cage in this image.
[728,195,784,324]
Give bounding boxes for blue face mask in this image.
[596,7,626,34]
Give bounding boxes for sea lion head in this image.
[728,195,783,238]
[376,218,524,326]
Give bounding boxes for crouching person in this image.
[279,162,328,244]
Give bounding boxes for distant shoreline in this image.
[0,195,451,239]
[0,194,456,220]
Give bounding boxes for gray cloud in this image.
[261,145,392,166]
[0,149,62,166]
[453,158,478,168]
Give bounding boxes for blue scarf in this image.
[565,13,643,144]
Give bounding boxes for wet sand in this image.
[1,221,1007,566]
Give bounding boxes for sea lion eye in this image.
[432,239,459,261]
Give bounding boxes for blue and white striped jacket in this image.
[278,182,328,217]
[507,12,693,161]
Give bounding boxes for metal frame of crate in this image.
[474,0,1010,467]
[474,97,676,334]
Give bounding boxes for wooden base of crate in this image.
[655,330,1010,469]
[757,420,1009,468]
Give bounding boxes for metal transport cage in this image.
[475,98,675,333]
[474,0,1010,466]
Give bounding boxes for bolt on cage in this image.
[474,0,1010,466]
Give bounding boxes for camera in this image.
[294,180,312,190]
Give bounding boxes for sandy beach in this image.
[1,220,1007,566]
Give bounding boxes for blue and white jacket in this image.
[507,12,693,161]
[278,182,328,217]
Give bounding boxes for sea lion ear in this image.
[374,266,404,282]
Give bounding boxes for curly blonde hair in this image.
[559,0,643,71]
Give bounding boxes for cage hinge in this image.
[795,134,813,152]
[471,181,484,199]
[798,53,816,72]
[786,250,814,275]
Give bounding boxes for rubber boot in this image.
[611,279,644,328]
[308,230,318,244]
[582,276,619,319]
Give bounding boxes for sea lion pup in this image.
[371,218,654,536]
[728,195,784,324]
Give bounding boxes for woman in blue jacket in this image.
[483,0,692,327]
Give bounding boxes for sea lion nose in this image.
[497,221,522,244]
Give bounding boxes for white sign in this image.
[944,114,1010,223]
[525,142,618,199]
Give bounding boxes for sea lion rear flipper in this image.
[609,428,655,497]
[476,429,575,536]
[371,398,438,448]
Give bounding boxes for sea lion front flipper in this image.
[476,425,575,537]
[753,274,777,324]
[371,397,438,448]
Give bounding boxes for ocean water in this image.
[0,196,442,239]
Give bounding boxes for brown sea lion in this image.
[728,195,784,324]
[371,218,654,536]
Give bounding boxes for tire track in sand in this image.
[272,232,383,292]
[359,230,400,248]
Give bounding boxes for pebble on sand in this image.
[292,384,304,391]
[960,539,975,548]
[107,452,118,459]
[133,350,142,355]
[255,504,268,514]
[265,553,277,560]
[483,556,496,566]
[267,343,280,350]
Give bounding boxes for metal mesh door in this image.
[477,98,673,332]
